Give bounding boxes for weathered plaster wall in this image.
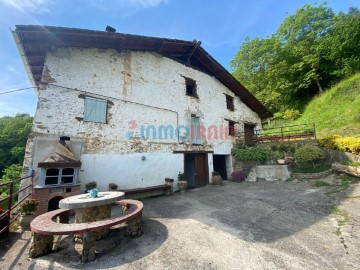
[26,48,262,189]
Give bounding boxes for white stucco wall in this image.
[27,48,262,190]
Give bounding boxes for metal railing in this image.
[254,123,316,143]
[0,172,34,235]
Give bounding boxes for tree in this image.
[325,7,360,78]
[0,114,33,178]
[231,3,360,114]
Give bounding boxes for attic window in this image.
[84,97,107,123]
[185,78,198,98]
[226,95,234,111]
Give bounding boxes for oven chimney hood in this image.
[38,137,81,168]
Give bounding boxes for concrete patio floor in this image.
[1,180,360,269]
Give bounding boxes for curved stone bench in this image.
[29,199,143,262]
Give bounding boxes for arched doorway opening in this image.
[48,196,63,211]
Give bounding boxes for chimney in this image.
[105,25,116,33]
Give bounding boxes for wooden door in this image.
[194,154,209,187]
[244,124,255,146]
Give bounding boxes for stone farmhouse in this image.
[13,25,272,214]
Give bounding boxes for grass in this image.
[341,160,360,167]
[264,73,360,138]
[330,206,350,227]
[314,180,331,187]
[292,164,331,174]
[344,195,360,199]
[325,174,358,196]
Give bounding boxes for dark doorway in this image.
[213,155,227,179]
[244,124,255,146]
[48,196,63,212]
[184,153,209,188]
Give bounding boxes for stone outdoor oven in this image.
[33,136,81,216]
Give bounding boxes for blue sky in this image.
[0,0,358,117]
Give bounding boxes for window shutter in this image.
[191,116,202,145]
[84,97,107,123]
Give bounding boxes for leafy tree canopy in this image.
[0,114,33,179]
[231,3,360,115]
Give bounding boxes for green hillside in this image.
[263,73,360,138]
[292,73,360,138]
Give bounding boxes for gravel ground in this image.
[1,177,359,270]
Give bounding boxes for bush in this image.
[294,145,326,165]
[231,170,247,182]
[232,147,271,162]
[319,134,341,149]
[319,134,360,154]
[335,137,360,155]
[282,109,300,120]
[20,199,39,215]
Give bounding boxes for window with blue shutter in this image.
[84,97,107,123]
[191,116,202,145]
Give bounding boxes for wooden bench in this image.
[117,179,174,198]
[29,199,143,263]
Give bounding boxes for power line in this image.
[0,87,36,96]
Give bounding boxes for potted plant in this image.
[19,199,39,231]
[177,172,187,194]
[85,181,97,193]
[212,171,222,185]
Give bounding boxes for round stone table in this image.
[59,191,124,224]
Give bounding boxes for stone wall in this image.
[23,48,262,191]
[325,149,360,163]
[292,169,333,180]
[246,165,291,182]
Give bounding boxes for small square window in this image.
[185,78,198,98]
[228,121,235,137]
[44,168,76,186]
[226,95,234,111]
[84,97,107,123]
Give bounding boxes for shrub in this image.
[319,134,341,149]
[335,137,360,155]
[319,134,360,154]
[231,170,247,182]
[232,146,271,162]
[20,199,39,215]
[282,109,300,120]
[294,145,326,166]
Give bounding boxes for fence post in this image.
[31,169,34,199]
[281,127,284,141]
[313,123,316,139]
[6,182,13,234]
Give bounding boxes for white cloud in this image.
[1,0,52,14]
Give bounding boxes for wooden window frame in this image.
[225,94,234,111]
[228,120,235,137]
[185,77,198,98]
